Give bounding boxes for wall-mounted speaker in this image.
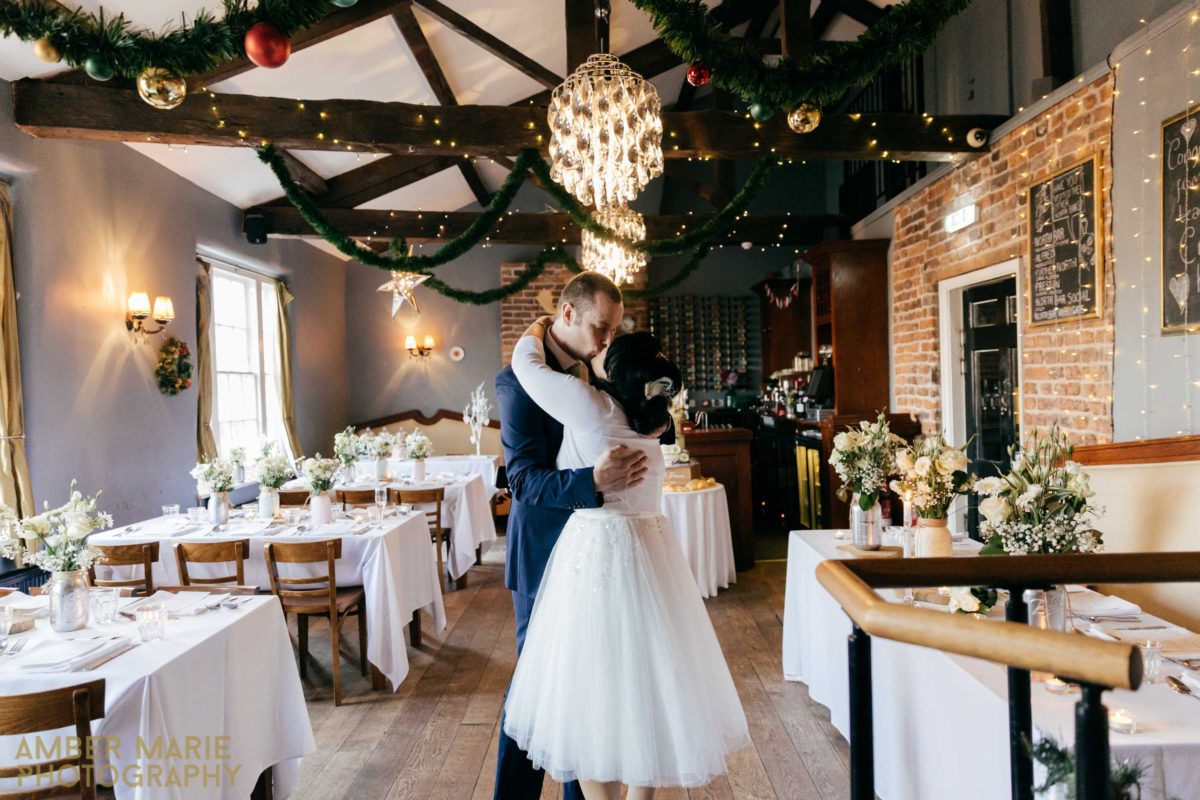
[243,213,268,245]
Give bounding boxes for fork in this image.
[3,639,28,657]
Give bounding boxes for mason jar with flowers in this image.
[973,427,1102,630]
[828,412,905,550]
[363,433,395,480]
[191,458,236,525]
[254,442,294,520]
[302,455,341,525]
[229,447,247,485]
[405,430,434,482]
[333,425,361,483]
[0,482,112,631]
[890,436,974,558]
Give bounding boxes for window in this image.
[210,263,292,464]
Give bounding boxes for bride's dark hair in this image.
[596,332,682,437]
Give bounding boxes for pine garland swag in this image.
[155,336,193,396]
[629,0,970,111]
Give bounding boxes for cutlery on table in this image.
[81,641,140,671]
[1167,676,1200,702]
[2,639,28,657]
[221,596,252,610]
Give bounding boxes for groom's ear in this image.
[559,301,575,326]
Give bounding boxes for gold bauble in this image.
[33,38,60,63]
[787,102,822,134]
[137,67,187,110]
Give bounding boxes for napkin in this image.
[14,637,134,672]
[1182,670,1200,694]
[1094,623,1200,658]
[0,592,47,613]
[120,591,213,618]
[1069,592,1142,618]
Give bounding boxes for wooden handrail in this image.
[841,551,1200,590]
[815,560,1143,690]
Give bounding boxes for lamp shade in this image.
[152,296,175,322]
[127,291,151,318]
[404,335,417,350]
[422,335,435,349]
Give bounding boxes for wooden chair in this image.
[0,679,105,799]
[391,487,452,587]
[173,539,252,588]
[336,489,376,510]
[278,490,310,507]
[88,542,159,596]
[263,539,367,706]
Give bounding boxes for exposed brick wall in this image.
[499,263,648,365]
[891,73,1116,445]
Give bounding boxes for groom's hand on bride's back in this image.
[593,445,649,493]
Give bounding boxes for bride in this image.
[502,318,749,800]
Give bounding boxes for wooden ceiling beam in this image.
[811,1,839,39]
[412,0,562,89]
[249,205,845,245]
[663,163,734,209]
[314,154,459,208]
[780,0,814,60]
[833,0,886,28]
[12,81,1004,162]
[566,0,601,74]
[277,151,327,196]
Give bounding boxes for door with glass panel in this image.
[961,277,1019,539]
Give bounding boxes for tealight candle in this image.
[1043,676,1075,695]
[1108,708,1137,734]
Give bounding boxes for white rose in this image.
[949,587,981,614]
[303,458,317,474]
[44,533,64,550]
[63,511,92,540]
[914,456,932,477]
[979,495,1010,526]
[896,450,914,471]
[833,432,851,450]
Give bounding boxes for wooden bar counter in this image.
[684,427,755,570]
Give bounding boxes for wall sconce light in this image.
[126,292,174,341]
[405,334,435,359]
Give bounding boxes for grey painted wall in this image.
[0,78,348,525]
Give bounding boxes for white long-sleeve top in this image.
[510,334,665,513]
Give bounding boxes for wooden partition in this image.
[357,409,503,462]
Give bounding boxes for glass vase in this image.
[375,458,389,481]
[258,488,279,520]
[850,493,883,550]
[208,493,229,525]
[48,569,90,632]
[1025,587,1070,632]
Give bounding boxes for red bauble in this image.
[244,22,291,69]
[686,63,711,87]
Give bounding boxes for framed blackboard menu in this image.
[1027,156,1103,327]
[1162,105,1200,333]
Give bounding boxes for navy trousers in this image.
[494,591,584,800]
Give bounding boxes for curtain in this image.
[0,186,33,518]
[195,258,218,461]
[274,282,303,460]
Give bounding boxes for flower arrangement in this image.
[154,337,192,396]
[362,433,394,459]
[301,455,341,495]
[463,382,492,456]
[0,482,112,573]
[190,458,236,495]
[975,427,1102,556]
[254,443,294,490]
[404,430,433,460]
[889,435,975,520]
[947,586,998,616]
[828,412,905,510]
[333,425,360,466]
[229,447,246,467]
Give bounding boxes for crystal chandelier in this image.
[581,204,648,286]
[548,53,664,210]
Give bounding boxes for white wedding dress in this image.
[502,333,750,788]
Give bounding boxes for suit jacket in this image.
[496,347,598,597]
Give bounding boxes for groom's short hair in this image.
[559,272,622,314]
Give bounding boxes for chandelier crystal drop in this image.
[581,204,648,286]
[548,53,664,210]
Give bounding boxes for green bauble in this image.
[84,55,114,81]
[750,102,775,122]
[331,0,359,6]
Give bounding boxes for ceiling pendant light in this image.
[581,204,648,286]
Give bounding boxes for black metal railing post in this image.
[848,624,875,800]
[1005,589,1034,800]
[1075,683,1111,800]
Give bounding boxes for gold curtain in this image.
[195,258,218,461]
[0,186,33,517]
[275,282,303,460]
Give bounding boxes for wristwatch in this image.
[594,491,605,507]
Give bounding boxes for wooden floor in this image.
[288,547,851,800]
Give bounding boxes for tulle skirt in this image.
[503,509,750,787]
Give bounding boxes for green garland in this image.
[630,0,970,111]
[0,0,338,80]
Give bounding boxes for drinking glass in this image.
[368,505,383,524]
[243,506,258,522]
[0,606,12,645]
[187,506,206,524]
[288,508,304,526]
[161,504,180,519]
[89,588,119,625]
[375,487,387,512]
[135,604,167,641]
[1139,640,1163,684]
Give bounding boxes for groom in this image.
[493,272,649,799]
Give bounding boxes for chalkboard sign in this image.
[1162,106,1200,332]
[1027,157,1103,327]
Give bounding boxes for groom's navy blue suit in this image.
[494,347,597,800]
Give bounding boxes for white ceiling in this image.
[0,1,888,239]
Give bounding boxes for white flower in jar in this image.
[896,450,914,471]
[979,496,1011,526]
[914,456,932,477]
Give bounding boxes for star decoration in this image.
[378,271,429,316]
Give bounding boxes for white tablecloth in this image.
[781,530,1200,800]
[659,485,736,597]
[0,595,313,800]
[288,474,495,581]
[379,455,500,496]
[91,511,447,688]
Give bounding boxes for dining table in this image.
[376,454,501,496]
[659,484,736,598]
[782,529,1200,800]
[89,508,447,689]
[0,591,313,800]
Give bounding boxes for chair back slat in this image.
[264,540,341,606]
[336,489,376,509]
[278,490,310,507]
[156,584,258,595]
[88,542,159,596]
[391,488,444,532]
[0,679,105,799]
[174,539,249,586]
